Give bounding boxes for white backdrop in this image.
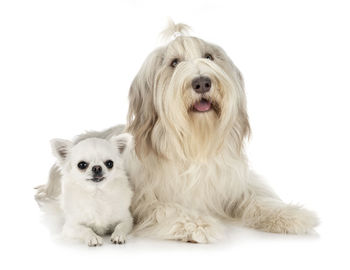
[1,0,349,269]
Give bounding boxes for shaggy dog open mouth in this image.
[190,97,221,116]
[192,98,212,112]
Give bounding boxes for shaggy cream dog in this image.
[36,22,318,243]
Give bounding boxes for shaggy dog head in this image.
[127,22,250,162]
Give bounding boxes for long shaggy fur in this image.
[36,22,318,243]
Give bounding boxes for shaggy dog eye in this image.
[204,53,214,60]
[170,58,179,68]
[105,160,114,169]
[77,161,88,170]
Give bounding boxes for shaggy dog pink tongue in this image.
[194,99,211,112]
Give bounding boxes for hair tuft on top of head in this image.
[160,18,191,42]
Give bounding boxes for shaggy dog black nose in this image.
[92,165,102,175]
[192,76,211,93]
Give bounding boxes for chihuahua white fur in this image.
[36,21,318,243]
[50,135,133,246]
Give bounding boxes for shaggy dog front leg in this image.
[133,202,223,243]
[236,174,319,234]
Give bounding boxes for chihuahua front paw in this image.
[110,233,127,244]
[85,234,103,247]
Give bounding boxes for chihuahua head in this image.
[51,133,133,187]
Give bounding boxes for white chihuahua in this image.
[50,134,134,246]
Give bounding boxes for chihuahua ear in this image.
[110,133,133,155]
[50,139,73,163]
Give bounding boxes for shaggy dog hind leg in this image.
[237,173,319,234]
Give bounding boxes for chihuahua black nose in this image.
[92,165,102,175]
[192,76,211,93]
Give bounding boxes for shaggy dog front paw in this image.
[170,217,222,244]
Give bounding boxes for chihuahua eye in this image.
[170,58,179,68]
[77,161,88,170]
[105,160,114,169]
[204,53,214,61]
